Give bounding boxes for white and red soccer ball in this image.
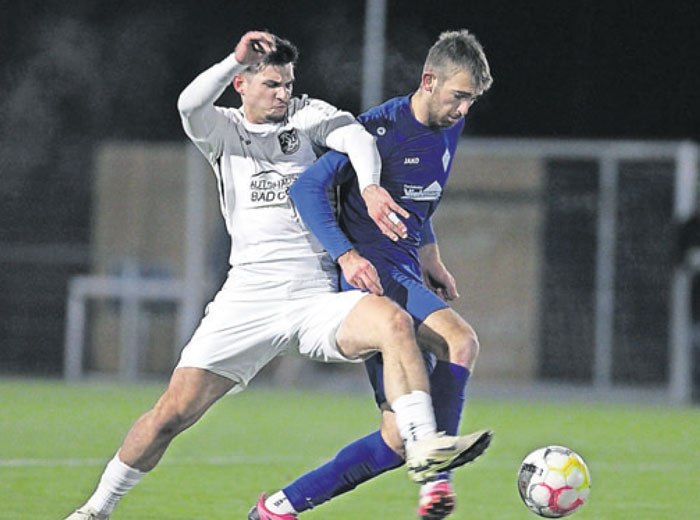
[517,445,591,517]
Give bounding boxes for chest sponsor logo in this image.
[401,181,442,201]
[403,157,420,165]
[249,170,296,205]
[278,129,300,154]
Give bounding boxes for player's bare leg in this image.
[119,367,234,470]
[249,297,490,520]
[64,368,234,520]
[418,307,479,370]
[409,308,485,518]
[336,294,429,400]
[335,294,490,483]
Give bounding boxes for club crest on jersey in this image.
[278,129,300,154]
[401,181,443,201]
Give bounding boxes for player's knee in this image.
[380,304,415,350]
[449,323,480,368]
[151,396,197,439]
[152,408,186,440]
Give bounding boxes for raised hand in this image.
[234,31,276,66]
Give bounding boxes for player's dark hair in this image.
[424,29,493,95]
[246,34,298,73]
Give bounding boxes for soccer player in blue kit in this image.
[249,30,494,520]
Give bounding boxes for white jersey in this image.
[178,54,360,288]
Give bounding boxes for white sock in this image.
[265,490,298,515]
[85,453,146,515]
[391,390,437,447]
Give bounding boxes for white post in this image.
[669,264,694,404]
[593,155,618,388]
[63,278,87,380]
[669,142,699,403]
[178,144,208,350]
[361,0,387,111]
[119,258,141,380]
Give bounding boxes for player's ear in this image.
[421,72,437,93]
[233,74,246,95]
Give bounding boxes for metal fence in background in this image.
[3,138,697,404]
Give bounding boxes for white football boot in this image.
[406,429,493,483]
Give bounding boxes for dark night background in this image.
[2,0,699,241]
[1,0,698,146]
[0,0,699,374]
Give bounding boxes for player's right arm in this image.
[418,219,459,301]
[177,31,274,157]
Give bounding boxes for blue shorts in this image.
[342,265,448,407]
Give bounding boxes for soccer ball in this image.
[517,445,591,518]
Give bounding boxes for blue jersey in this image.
[342,95,463,278]
[289,95,464,321]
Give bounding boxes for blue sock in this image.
[429,361,470,481]
[430,361,470,436]
[282,430,404,512]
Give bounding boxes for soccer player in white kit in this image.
[62,31,486,520]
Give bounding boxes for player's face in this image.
[239,64,295,124]
[426,69,478,128]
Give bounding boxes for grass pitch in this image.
[1,378,698,519]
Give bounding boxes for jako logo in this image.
[403,157,420,164]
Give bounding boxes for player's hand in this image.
[420,244,459,301]
[337,249,384,295]
[234,31,276,66]
[424,264,459,301]
[361,184,409,242]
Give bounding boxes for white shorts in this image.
[176,277,367,393]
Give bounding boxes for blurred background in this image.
[1,0,699,403]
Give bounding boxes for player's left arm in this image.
[418,218,460,301]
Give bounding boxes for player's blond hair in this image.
[424,29,493,95]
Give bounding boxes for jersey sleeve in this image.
[291,97,357,147]
[177,53,246,163]
[293,96,381,194]
[357,108,398,166]
[325,123,381,192]
[289,150,354,260]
